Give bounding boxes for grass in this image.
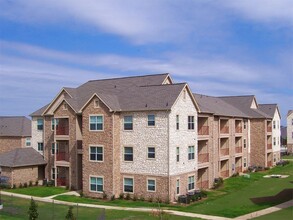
[282,154,293,160]
[252,206,293,220]
[3,186,69,197]
[0,195,198,220]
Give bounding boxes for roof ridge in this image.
[217,95,254,98]
[87,73,169,83]
[139,83,186,88]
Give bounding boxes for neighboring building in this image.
[220,96,280,167]
[258,104,281,164]
[31,74,200,202]
[287,110,293,154]
[0,116,31,154]
[193,94,250,189]
[0,148,46,186]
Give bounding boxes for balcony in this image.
[197,180,209,189]
[56,152,69,162]
[235,146,242,154]
[220,126,229,134]
[267,126,272,132]
[267,144,272,150]
[198,153,209,163]
[57,177,67,186]
[235,126,242,133]
[267,161,272,167]
[235,166,242,173]
[198,126,209,136]
[56,125,69,135]
[220,148,229,156]
[220,170,229,178]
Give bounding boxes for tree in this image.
[28,198,39,220]
[65,206,75,220]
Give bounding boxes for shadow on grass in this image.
[250,188,293,204]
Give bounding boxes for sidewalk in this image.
[1,191,292,220]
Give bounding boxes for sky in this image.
[0,0,292,125]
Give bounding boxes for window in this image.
[273,154,276,162]
[273,137,276,146]
[243,139,247,149]
[243,158,247,168]
[89,116,103,131]
[176,147,180,162]
[273,121,276,129]
[176,179,180,195]
[124,147,133,161]
[124,177,134,193]
[148,115,155,126]
[25,138,31,147]
[63,103,68,110]
[38,142,43,151]
[51,118,55,130]
[244,120,247,129]
[37,119,43,130]
[292,119,293,125]
[147,179,156,192]
[94,99,100,108]
[188,116,194,130]
[188,146,195,160]
[51,143,56,155]
[277,120,279,129]
[124,116,133,130]
[147,147,155,159]
[90,146,103,161]
[90,176,103,192]
[176,115,179,130]
[188,176,195,191]
[51,168,56,180]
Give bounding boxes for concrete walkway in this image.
[1,191,292,220]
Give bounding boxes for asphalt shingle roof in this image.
[258,104,278,118]
[0,148,46,168]
[0,116,31,137]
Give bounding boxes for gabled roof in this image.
[218,95,271,119]
[0,116,31,137]
[193,94,248,117]
[258,104,280,119]
[288,110,293,117]
[30,104,49,117]
[0,148,46,168]
[32,73,194,115]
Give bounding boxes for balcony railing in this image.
[197,180,209,189]
[198,153,209,163]
[198,126,209,135]
[220,170,229,178]
[267,144,272,150]
[267,161,272,167]
[235,166,242,173]
[235,126,242,133]
[57,177,67,186]
[220,126,229,134]
[56,152,69,161]
[220,148,229,156]
[235,146,242,154]
[56,126,69,135]
[267,126,272,132]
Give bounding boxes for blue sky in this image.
[0,0,292,125]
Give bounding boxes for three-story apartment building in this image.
[287,110,293,154]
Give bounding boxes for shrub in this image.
[200,190,208,198]
[276,160,289,166]
[133,194,138,201]
[212,177,223,189]
[125,193,131,200]
[232,172,239,177]
[148,196,153,203]
[111,195,115,201]
[102,191,108,200]
[35,180,39,186]
[29,181,33,187]
[164,196,170,204]
[156,197,162,203]
[19,183,23,188]
[119,193,124,200]
[24,182,28,188]
[65,206,75,220]
[264,167,270,170]
[28,198,39,220]
[80,191,84,197]
[140,196,145,201]
[13,184,16,189]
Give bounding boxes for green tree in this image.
[28,198,39,220]
[65,206,75,220]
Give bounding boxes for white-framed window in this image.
[90,176,103,192]
[176,179,180,195]
[147,179,156,192]
[176,147,180,162]
[273,137,276,146]
[188,146,195,160]
[243,157,247,168]
[124,116,133,130]
[89,115,103,131]
[38,142,43,151]
[51,118,55,131]
[51,142,57,155]
[90,146,103,162]
[147,147,155,159]
[124,147,133,161]
[51,168,57,180]
[243,139,247,149]
[94,99,100,108]
[188,116,195,130]
[273,121,276,129]
[25,137,31,147]
[176,115,179,130]
[148,114,155,126]
[37,119,43,131]
[124,177,134,193]
[188,176,195,191]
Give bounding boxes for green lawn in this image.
[4,186,69,197]
[282,154,293,160]
[252,206,293,220]
[0,195,197,220]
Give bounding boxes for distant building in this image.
[287,110,293,154]
[0,116,31,154]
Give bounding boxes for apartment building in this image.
[31,74,199,202]
[193,94,250,189]
[287,110,293,154]
[220,96,279,168]
[0,116,31,154]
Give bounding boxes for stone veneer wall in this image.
[82,98,116,198]
[31,117,44,155]
[250,119,266,167]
